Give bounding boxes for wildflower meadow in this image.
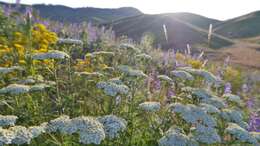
[0,4,260,146]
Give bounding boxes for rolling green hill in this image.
[214,11,260,38]
[110,13,233,49]
[0,2,142,23]
[3,1,260,49]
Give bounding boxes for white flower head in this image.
[119,43,141,53]
[221,109,248,129]
[192,88,214,100]
[192,124,221,144]
[97,81,129,97]
[32,50,70,60]
[10,126,33,145]
[0,84,30,95]
[199,103,220,114]
[171,70,194,81]
[71,117,105,145]
[28,125,45,138]
[169,103,217,127]
[45,115,71,133]
[0,127,15,145]
[118,65,147,78]
[201,96,226,109]
[17,78,36,85]
[158,75,173,83]
[0,115,18,127]
[158,127,199,146]
[181,68,220,84]
[139,101,161,112]
[0,66,23,75]
[91,51,115,58]
[136,53,152,61]
[29,84,51,92]
[223,93,242,104]
[76,72,104,78]
[98,115,127,139]
[251,132,260,141]
[58,38,83,45]
[225,123,258,145]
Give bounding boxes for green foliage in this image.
[0,7,259,146]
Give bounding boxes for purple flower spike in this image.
[248,112,260,132]
[224,82,232,94]
[246,97,255,109]
[167,88,175,98]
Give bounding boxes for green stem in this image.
[54,62,61,112]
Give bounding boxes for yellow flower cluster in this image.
[32,24,57,53]
[74,53,109,73]
[187,59,203,69]
[0,23,58,67]
[175,52,203,69]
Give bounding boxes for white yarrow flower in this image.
[225,123,258,145]
[10,126,33,145]
[58,38,83,45]
[139,102,161,112]
[0,84,30,95]
[0,115,18,127]
[0,66,23,75]
[98,115,127,139]
[171,70,194,81]
[32,50,70,60]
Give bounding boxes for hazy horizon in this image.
[1,0,260,20]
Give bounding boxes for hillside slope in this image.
[214,11,260,38]
[0,2,142,23]
[110,13,233,49]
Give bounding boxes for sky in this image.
[1,0,260,20]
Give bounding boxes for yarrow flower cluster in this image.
[98,115,127,139]
[0,115,18,127]
[169,103,217,127]
[58,38,83,45]
[0,114,121,145]
[192,88,215,100]
[139,101,161,112]
[76,72,104,78]
[9,126,33,145]
[180,67,220,84]
[223,93,242,104]
[17,78,36,85]
[65,116,105,145]
[91,51,115,58]
[201,96,226,109]
[225,123,259,145]
[0,125,37,145]
[119,43,141,53]
[171,70,194,81]
[32,50,70,60]
[0,83,52,95]
[199,103,220,114]
[191,88,226,109]
[191,124,221,144]
[118,65,147,78]
[97,81,129,96]
[0,66,23,75]
[29,83,51,92]
[135,53,152,61]
[0,84,30,95]
[158,75,173,83]
[158,127,199,146]
[46,115,124,144]
[221,109,249,129]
